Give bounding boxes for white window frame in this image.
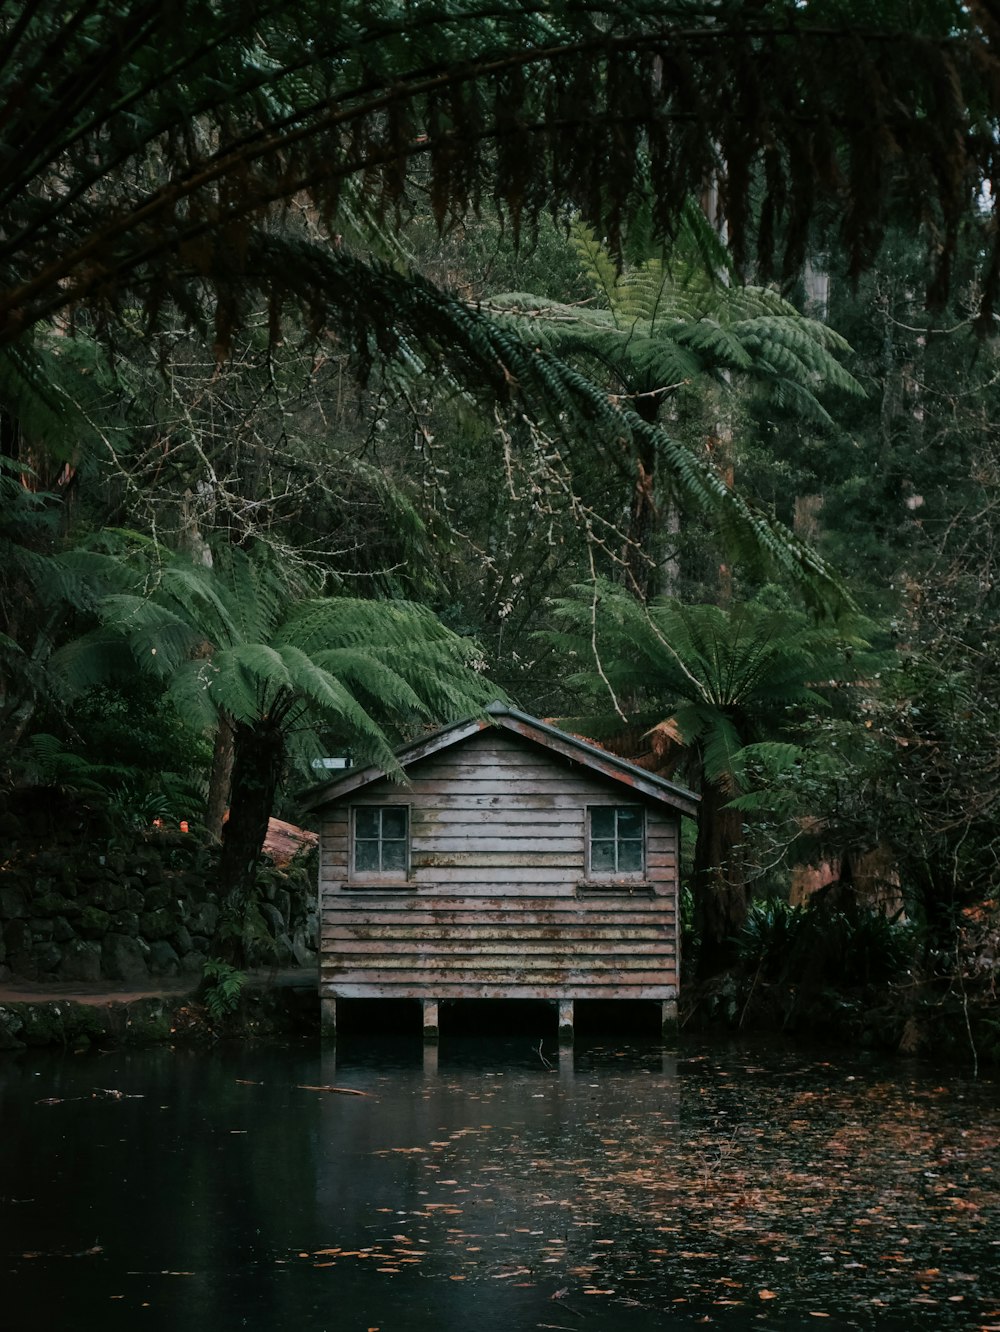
[348,803,411,886]
[585,804,646,881]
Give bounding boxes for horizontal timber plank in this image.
[321,983,678,1000]
[321,935,672,954]
[323,924,671,941]
[321,880,675,896]
[411,809,587,827]
[409,852,584,869]
[408,836,585,854]
[322,969,677,987]
[364,779,645,797]
[321,907,674,924]
[412,761,623,777]
[322,840,673,863]
[321,884,675,903]
[335,792,653,811]
[418,751,578,771]
[320,907,675,928]
[324,955,672,974]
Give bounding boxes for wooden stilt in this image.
[558,998,574,1045]
[559,1043,575,1085]
[661,997,678,1036]
[422,998,439,1043]
[320,996,337,1038]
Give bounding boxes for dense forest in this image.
[1,1,998,1063]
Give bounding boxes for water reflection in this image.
[0,1038,996,1331]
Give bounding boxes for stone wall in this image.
[0,800,317,983]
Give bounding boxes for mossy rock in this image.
[142,886,172,912]
[59,939,103,983]
[90,882,129,913]
[62,1003,107,1047]
[33,893,80,918]
[19,1004,66,1046]
[102,933,149,983]
[135,857,166,886]
[111,910,140,937]
[0,886,28,919]
[139,908,176,941]
[77,905,112,938]
[32,941,62,975]
[123,998,173,1044]
[0,1006,25,1050]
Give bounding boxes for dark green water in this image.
[0,1036,997,1331]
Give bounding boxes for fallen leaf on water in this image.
[758,1290,778,1300]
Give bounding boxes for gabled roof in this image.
[302,702,699,817]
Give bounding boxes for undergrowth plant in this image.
[201,960,247,1021]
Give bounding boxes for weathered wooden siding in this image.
[318,730,679,1003]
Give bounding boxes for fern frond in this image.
[569,221,623,316]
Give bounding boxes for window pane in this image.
[382,839,407,871]
[355,808,379,837]
[355,840,379,871]
[590,808,615,839]
[618,840,643,873]
[381,807,407,839]
[591,840,616,872]
[617,808,643,839]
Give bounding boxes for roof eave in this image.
[301,704,699,817]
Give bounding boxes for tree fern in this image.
[544,581,866,973]
[50,535,501,958]
[2,2,998,349]
[484,214,864,599]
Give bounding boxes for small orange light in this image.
[179,820,189,833]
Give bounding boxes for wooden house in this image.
[303,704,698,1040]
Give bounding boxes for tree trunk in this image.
[216,719,286,965]
[621,392,664,600]
[205,711,235,843]
[692,779,747,978]
[622,434,658,599]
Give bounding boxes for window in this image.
[588,805,644,877]
[353,805,409,874]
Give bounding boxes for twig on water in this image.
[296,1084,371,1097]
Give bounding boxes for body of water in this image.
[1,1033,997,1331]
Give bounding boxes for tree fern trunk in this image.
[693,779,747,978]
[622,393,663,599]
[216,719,285,965]
[205,711,235,844]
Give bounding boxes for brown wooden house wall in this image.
[318,730,679,1004]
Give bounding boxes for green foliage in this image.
[738,899,809,981]
[546,583,868,972]
[54,537,500,775]
[201,960,247,1021]
[738,898,915,989]
[7,732,133,797]
[547,584,859,777]
[0,0,995,350]
[490,216,864,430]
